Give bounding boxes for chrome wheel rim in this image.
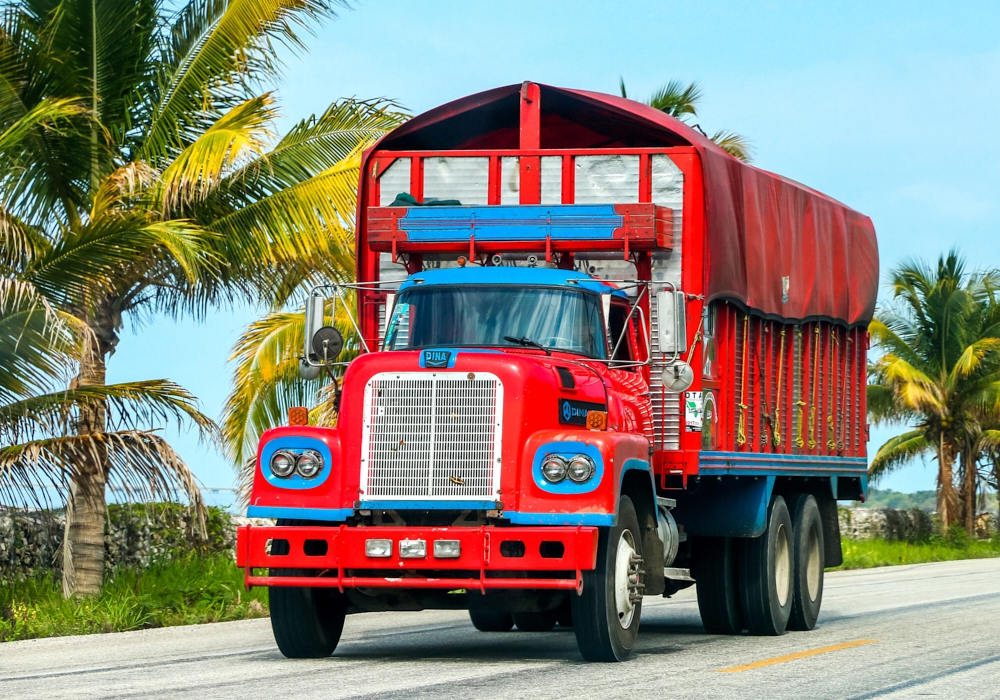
[806,526,822,601]
[774,523,791,607]
[613,530,639,629]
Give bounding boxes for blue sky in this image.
[108,1,1000,502]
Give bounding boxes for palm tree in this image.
[867,252,1000,533]
[1,0,404,594]
[619,78,753,162]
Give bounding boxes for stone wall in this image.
[839,507,997,542]
[0,504,251,581]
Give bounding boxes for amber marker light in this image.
[288,406,308,426]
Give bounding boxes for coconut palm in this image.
[867,252,1000,532]
[1,0,404,594]
[618,77,753,162]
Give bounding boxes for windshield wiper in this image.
[503,335,552,356]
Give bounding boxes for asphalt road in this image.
[3,558,1000,699]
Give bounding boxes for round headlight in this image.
[295,450,324,479]
[269,450,296,478]
[567,455,596,483]
[541,455,568,483]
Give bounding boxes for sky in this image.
[107,0,1000,504]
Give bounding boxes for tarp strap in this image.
[736,316,749,447]
[773,328,786,447]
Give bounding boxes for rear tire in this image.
[513,610,558,632]
[571,495,643,662]
[269,574,347,658]
[694,537,744,634]
[738,495,793,636]
[469,609,515,632]
[787,494,825,631]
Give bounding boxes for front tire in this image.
[572,495,643,662]
[469,608,515,632]
[269,576,347,658]
[738,495,793,636]
[787,494,825,631]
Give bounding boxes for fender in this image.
[671,475,777,538]
[508,429,650,526]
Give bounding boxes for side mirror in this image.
[304,292,344,364]
[661,361,694,393]
[656,289,687,357]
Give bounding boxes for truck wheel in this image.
[571,495,643,662]
[694,537,744,634]
[787,494,825,631]
[738,495,793,636]
[513,610,558,631]
[469,609,515,632]
[269,573,347,658]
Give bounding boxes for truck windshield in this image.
[385,285,608,359]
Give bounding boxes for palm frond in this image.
[145,0,347,161]
[710,130,753,163]
[157,94,277,214]
[646,80,701,119]
[869,429,932,481]
[0,430,205,517]
[0,379,220,446]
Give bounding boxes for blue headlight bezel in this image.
[260,436,333,489]
[532,442,604,494]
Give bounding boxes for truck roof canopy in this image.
[364,83,879,327]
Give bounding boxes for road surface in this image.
[2,558,999,699]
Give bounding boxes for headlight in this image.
[541,455,568,483]
[269,450,296,478]
[567,454,596,483]
[295,450,323,478]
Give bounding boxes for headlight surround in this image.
[541,455,568,483]
[295,449,324,478]
[269,449,296,478]
[567,454,596,483]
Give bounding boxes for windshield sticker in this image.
[685,391,703,432]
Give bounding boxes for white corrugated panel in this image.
[574,155,639,204]
[540,156,563,204]
[360,372,503,500]
[501,156,519,205]
[423,157,489,205]
[378,158,411,206]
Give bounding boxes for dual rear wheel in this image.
[695,493,825,636]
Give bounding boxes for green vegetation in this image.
[861,488,938,511]
[836,529,1000,571]
[868,252,1000,535]
[0,554,267,642]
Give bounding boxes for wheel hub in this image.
[614,531,642,628]
[774,522,791,607]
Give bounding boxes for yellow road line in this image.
[716,639,879,673]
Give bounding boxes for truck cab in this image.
[237,82,878,662]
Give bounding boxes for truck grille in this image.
[360,372,503,501]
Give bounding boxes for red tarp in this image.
[360,84,878,328]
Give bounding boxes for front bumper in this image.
[236,524,598,592]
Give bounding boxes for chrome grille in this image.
[360,372,503,500]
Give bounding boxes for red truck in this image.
[236,82,878,661]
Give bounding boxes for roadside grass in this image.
[835,528,1000,571]
[0,554,268,642]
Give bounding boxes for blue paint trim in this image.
[359,500,499,510]
[259,436,333,490]
[397,204,623,242]
[247,505,352,521]
[399,267,627,298]
[700,451,867,477]
[417,347,501,369]
[531,442,605,494]
[505,511,613,526]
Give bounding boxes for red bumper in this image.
[236,524,599,592]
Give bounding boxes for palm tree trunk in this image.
[963,448,977,537]
[937,436,958,529]
[61,314,112,597]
